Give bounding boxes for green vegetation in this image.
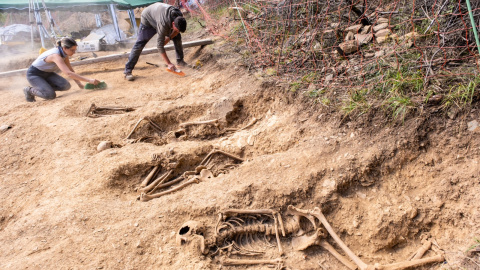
[381,67,424,95]
[289,81,302,92]
[384,95,415,122]
[342,89,371,117]
[442,76,480,109]
[216,0,480,124]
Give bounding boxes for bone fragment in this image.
[149,175,184,191]
[292,228,324,251]
[273,213,283,255]
[125,117,162,139]
[179,119,219,128]
[140,165,159,187]
[86,103,96,117]
[224,117,259,132]
[200,150,244,166]
[140,178,200,201]
[286,205,318,230]
[319,241,358,270]
[148,170,177,194]
[126,117,147,139]
[408,239,432,260]
[140,170,173,193]
[293,206,368,270]
[277,213,286,237]
[370,254,444,270]
[148,119,163,133]
[222,258,283,266]
[222,209,277,217]
[96,141,112,152]
[239,117,259,130]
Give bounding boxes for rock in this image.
[375,29,392,38]
[373,23,389,32]
[247,135,255,146]
[325,74,334,83]
[355,34,372,45]
[0,124,12,133]
[377,18,389,24]
[428,94,444,104]
[97,141,112,152]
[345,24,363,33]
[345,31,355,41]
[400,32,420,48]
[468,120,479,132]
[360,25,372,34]
[374,50,385,57]
[339,40,358,54]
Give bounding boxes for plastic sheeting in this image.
[0,0,160,11]
[0,24,33,42]
[90,24,126,44]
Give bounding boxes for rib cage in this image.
[214,215,301,245]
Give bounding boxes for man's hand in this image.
[167,63,177,71]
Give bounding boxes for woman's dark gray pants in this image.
[26,66,71,100]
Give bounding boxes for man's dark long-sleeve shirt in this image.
[140,3,183,54]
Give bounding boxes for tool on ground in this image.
[146,61,185,76]
[146,62,159,67]
[165,68,185,77]
[84,81,108,90]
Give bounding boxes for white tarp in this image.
[90,24,126,45]
[0,24,32,43]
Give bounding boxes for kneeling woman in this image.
[23,37,100,102]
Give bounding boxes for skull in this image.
[176,220,207,254]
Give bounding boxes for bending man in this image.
[124,2,187,81]
[23,37,100,102]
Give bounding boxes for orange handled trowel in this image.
[146,62,185,76]
[165,68,185,77]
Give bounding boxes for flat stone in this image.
[345,24,363,33]
[355,34,372,45]
[360,25,372,34]
[377,18,389,24]
[373,23,389,32]
[375,29,392,38]
[468,120,479,131]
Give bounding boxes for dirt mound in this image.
[0,30,479,270]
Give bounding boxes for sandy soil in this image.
[0,29,480,270]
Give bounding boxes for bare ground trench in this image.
[0,40,479,270]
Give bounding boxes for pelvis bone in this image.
[176,205,445,270]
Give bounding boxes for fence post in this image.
[466,0,480,56]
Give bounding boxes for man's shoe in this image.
[125,73,135,81]
[23,86,35,102]
[176,60,188,67]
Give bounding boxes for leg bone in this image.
[140,165,159,187]
[222,258,283,266]
[139,177,200,201]
[371,254,444,270]
[311,207,368,270]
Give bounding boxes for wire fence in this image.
[177,0,480,106]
